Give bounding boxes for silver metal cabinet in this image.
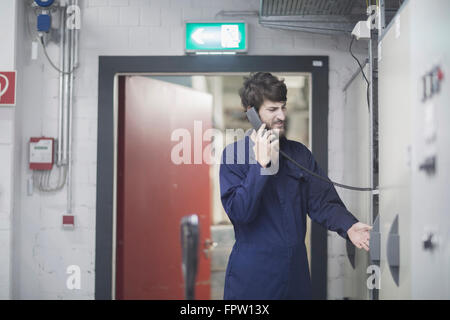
[378,0,413,299]
[378,0,450,299]
[408,0,450,300]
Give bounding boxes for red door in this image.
[117,76,212,299]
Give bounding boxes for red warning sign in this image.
[0,71,16,106]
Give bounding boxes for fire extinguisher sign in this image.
[0,71,16,106]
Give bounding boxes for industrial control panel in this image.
[378,0,450,299]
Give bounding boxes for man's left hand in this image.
[347,222,372,252]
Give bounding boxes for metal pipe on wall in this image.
[74,0,79,69]
[369,38,374,217]
[368,35,375,300]
[57,5,65,166]
[62,2,70,166]
[55,0,78,212]
[33,0,79,196]
[67,0,77,214]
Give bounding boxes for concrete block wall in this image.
[8,0,368,299]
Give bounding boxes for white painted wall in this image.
[10,0,367,299]
[328,65,372,300]
[0,1,16,70]
[0,0,17,300]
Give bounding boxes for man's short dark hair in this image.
[239,72,287,111]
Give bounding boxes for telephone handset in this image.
[244,107,374,192]
[246,107,267,134]
[246,107,280,143]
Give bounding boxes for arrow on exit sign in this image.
[185,22,247,53]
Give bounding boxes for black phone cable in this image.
[279,149,375,192]
[349,35,371,113]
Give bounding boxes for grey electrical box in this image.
[378,0,450,299]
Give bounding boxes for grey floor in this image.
[210,224,235,300]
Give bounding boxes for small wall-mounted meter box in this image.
[29,137,54,170]
[62,215,75,229]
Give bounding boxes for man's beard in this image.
[269,119,287,137]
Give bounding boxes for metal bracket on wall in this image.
[387,214,400,286]
[370,215,381,262]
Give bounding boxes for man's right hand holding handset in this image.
[250,124,280,169]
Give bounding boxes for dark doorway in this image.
[95,56,329,300]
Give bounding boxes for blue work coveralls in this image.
[219,131,359,300]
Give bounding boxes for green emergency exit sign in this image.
[185,22,247,53]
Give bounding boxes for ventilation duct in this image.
[259,0,404,35]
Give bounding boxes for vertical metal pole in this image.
[57,6,65,166]
[372,0,384,301]
[62,4,70,166]
[67,0,76,214]
[74,0,79,68]
[58,15,64,162]
[369,40,374,222]
[379,0,386,35]
[368,34,375,301]
[367,0,378,301]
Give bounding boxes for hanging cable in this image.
[349,35,371,112]
[27,1,77,75]
[33,166,68,193]
[37,34,78,75]
[279,149,375,191]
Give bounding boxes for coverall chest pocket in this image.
[286,170,307,202]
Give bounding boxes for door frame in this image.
[95,55,329,300]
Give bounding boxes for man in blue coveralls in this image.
[219,72,372,300]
